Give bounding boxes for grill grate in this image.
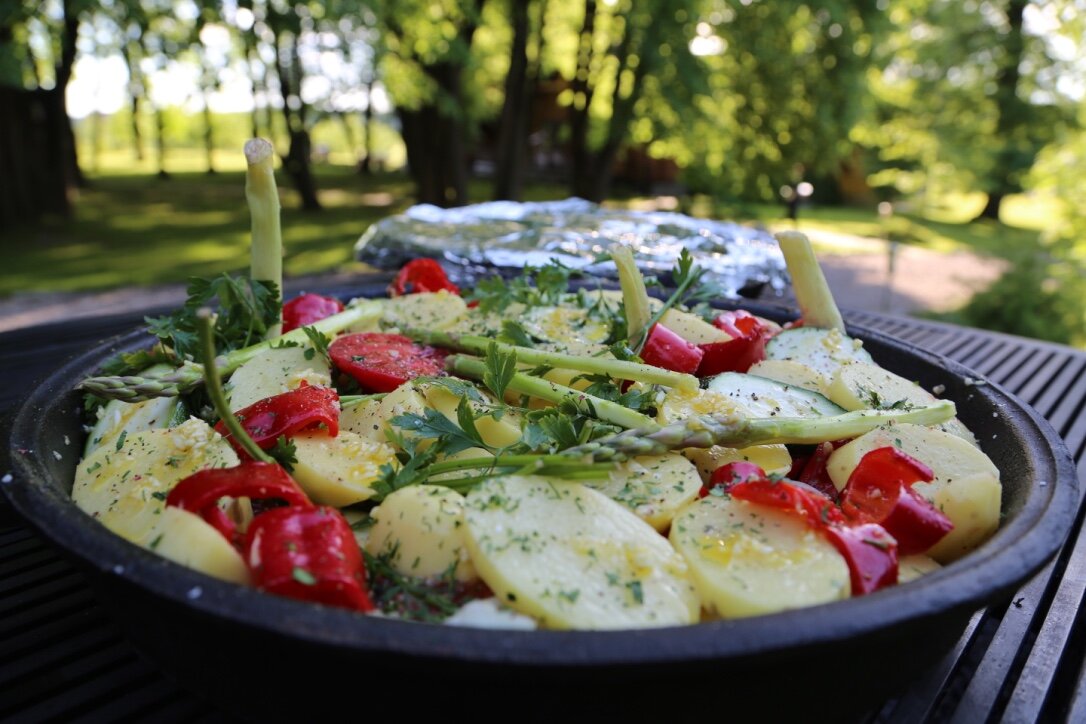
[3,306,1084,723]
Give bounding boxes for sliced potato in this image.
[682,444,792,483]
[657,387,744,424]
[463,476,700,629]
[73,418,239,543]
[747,359,828,395]
[381,290,467,332]
[585,454,702,531]
[365,485,476,582]
[660,308,731,345]
[290,430,397,507]
[143,507,250,584]
[764,327,873,379]
[670,496,850,618]
[339,396,387,443]
[826,423,1001,563]
[827,363,977,445]
[226,346,331,412]
[899,554,942,584]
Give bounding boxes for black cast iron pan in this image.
[4,290,1078,721]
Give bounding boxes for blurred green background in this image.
[1,0,1084,345]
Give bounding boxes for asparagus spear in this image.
[560,401,956,462]
[612,245,653,347]
[401,327,699,391]
[79,300,382,401]
[446,354,660,431]
[245,138,283,338]
[775,230,846,332]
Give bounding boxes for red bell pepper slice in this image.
[390,259,461,297]
[821,523,899,595]
[699,461,767,498]
[697,310,768,376]
[793,441,842,499]
[640,323,704,375]
[214,384,341,457]
[839,446,953,556]
[166,461,313,545]
[329,333,447,393]
[244,505,374,612]
[729,477,898,595]
[282,293,344,334]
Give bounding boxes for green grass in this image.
[1,155,1059,297]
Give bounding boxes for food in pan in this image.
[71,142,1001,629]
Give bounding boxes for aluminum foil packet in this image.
[354,198,788,297]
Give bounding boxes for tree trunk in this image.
[359,81,374,175]
[972,0,1026,224]
[57,0,84,189]
[154,107,170,179]
[203,94,216,174]
[492,0,532,200]
[569,0,598,195]
[119,43,144,161]
[0,88,74,229]
[265,19,321,210]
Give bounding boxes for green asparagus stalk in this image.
[196,308,274,464]
[561,401,956,462]
[245,138,284,338]
[775,230,845,332]
[612,245,653,348]
[446,354,660,431]
[401,327,698,391]
[79,300,382,401]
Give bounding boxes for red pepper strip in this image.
[839,446,953,556]
[729,477,846,527]
[699,461,767,498]
[329,332,448,393]
[214,384,340,457]
[697,310,768,376]
[640,323,704,375]
[166,462,313,545]
[282,293,344,334]
[389,259,461,297]
[729,478,898,595]
[795,442,841,499]
[244,506,374,612]
[821,523,899,595]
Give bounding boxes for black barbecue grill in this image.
[2,298,1085,723]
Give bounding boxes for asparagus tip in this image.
[244,138,275,166]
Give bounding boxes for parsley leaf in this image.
[267,435,298,472]
[145,274,280,360]
[482,342,518,400]
[498,320,536,348]
[390,407,489,456]
[301,326,333,366]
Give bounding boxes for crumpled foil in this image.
[354,198,788,297]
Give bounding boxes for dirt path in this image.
[0,233,1005,333]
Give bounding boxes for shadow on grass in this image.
[0,166,416,295]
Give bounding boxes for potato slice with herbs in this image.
[144,507,251,584]
[226,345,330,412]
[659,308,731,345]
[290,430,397,507]
[381,290,467,332]
[899,554,942,584]
[365,485,477,582]
[747,359,828,395]
[463,476,700,629]
[826,423,1001,563]
[73,418,238,544]
[670,496,850,618]
[826,363,977,445]
[586,454,702,531]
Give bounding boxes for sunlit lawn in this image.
[1,154,1056,296]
